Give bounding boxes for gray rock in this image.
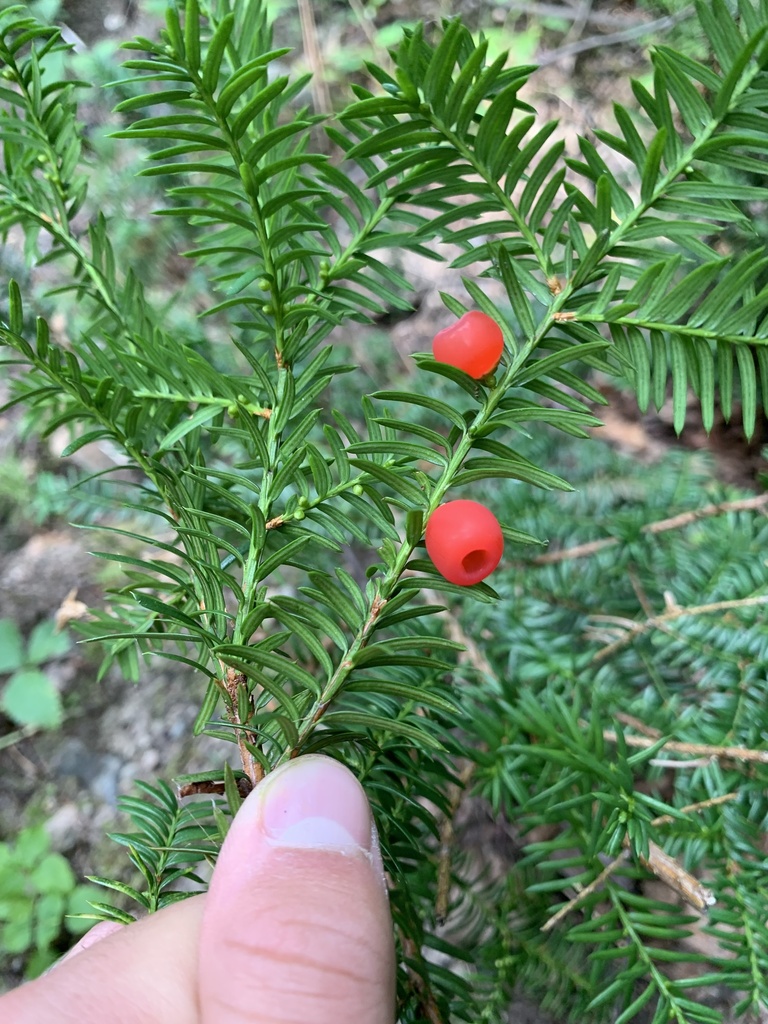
[0,532,94,631]
[47,737,121,806]
[45,802,83,853]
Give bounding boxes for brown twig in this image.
[614,712,661,739]
[223,667,263,788]
[591,594,768,662]
[538,5,695,67]
[532,493,768,566]
[420,591,490,923]
[639,840,715,911]
[650,757,714,769]
[0,724,39,753]
[601,728,768,764]
[508,1,670,30]
[398,929,446,1024]
[650,792,739,827]
[541,850,628,932]
[421,589,495,678]
[628,568,654,618]
[547,0,593,77]
[297,0,331,117]
[435,761,477,924]
[542,794,735,930]
[348,0,390,70]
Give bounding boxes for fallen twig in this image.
[398,928,446,1024]
[533,493,768,566]
[542,793,735,930]
[297,0,331,117]
[538,6,695,66]
[590,594,768,661]
[638,839,715,911]
[435,761,477,924]
[508,0,654,30]
[541,850,628,932]
[600,727,768,764]
[614,712,661,739]
[650,792,739,827]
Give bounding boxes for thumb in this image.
[198,755,396,1024]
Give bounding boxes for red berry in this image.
[432,311,504,379]
[425,499,504,586]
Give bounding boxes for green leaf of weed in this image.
[1,669,62,729]
[30,853,75,895]
[27,620,70,666]
[0,619,24,673]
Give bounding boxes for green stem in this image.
[740,887,768,1014]
[134,390,270,417]
[428,115,552,279]
[585,315,768,346]
[186,46,297,643]
[9,198,125,324]
[611,891,690,1024]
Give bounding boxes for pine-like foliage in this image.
[86,780,221,923]
[457,436,768,1023]
[1,0,768,1019]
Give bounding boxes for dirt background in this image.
[1,1,766,1019]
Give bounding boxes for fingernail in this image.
[229,757,388,892]
[252,755,375,852]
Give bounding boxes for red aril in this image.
[432,311,504,379]
[425,499,503,585]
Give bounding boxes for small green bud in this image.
[227,403,238,417]
[353,483,364,496]
[257,278,271,291]
[262,303,273,316]
[293,508,306,521]
[297,496,309,508]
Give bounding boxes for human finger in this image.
[198,755,396,1024]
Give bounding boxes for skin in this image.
[0,756,397,1024]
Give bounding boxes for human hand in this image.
[1,755,396,1023]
